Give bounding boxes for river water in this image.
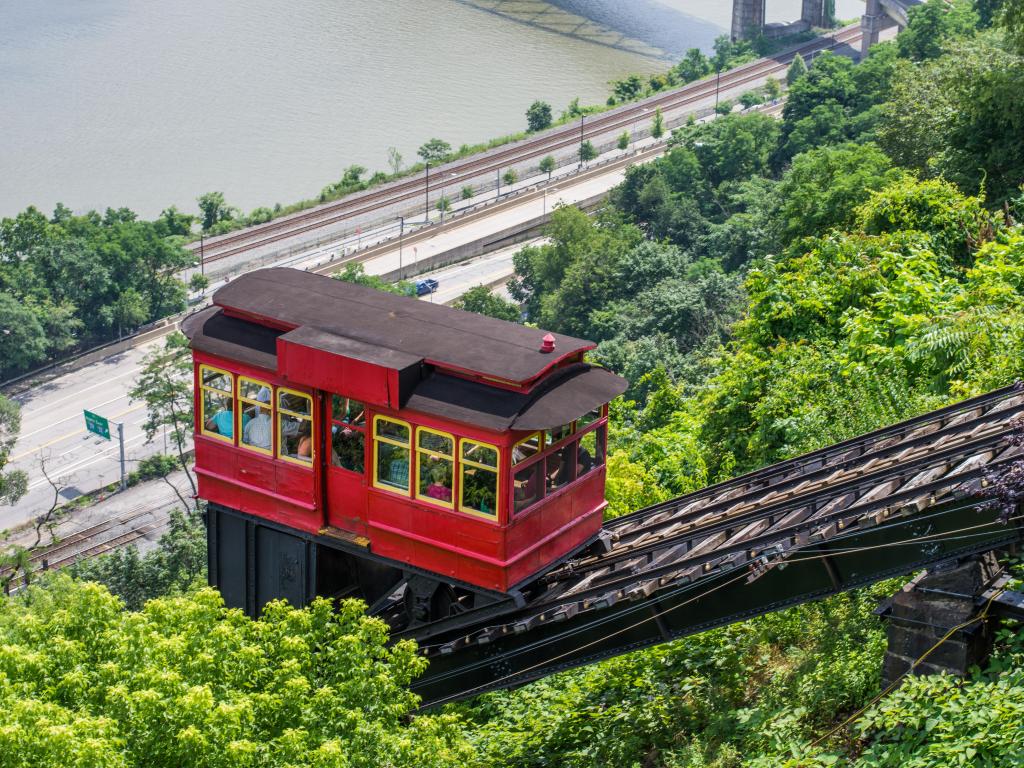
[0,0,863,219]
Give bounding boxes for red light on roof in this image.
[540,333,556,353]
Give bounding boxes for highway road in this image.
[189,25,866,277]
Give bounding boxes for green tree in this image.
[579,140,598,164]
[715,99,734,115]
[896,0,978,61]
[539,154,557,180]
[417,138,452,164]
[156,206,194,237]
[502,168,518,187]
[651,107,665,139]
[452,285,521,322]
[763,76,782,100]
[334,262,416,296]
[1001,0,1024,53]
[739,90,763,109]
[189,272,210,296]
[786,52,808,85]
[436,195,451,218]
[128,332,197,501]
[0,294,50,378]
[0,577,473,767]
[0,396,27,506]
[526,100,553,132]
[387,145,403,175]
[771,142,905,245]
[675,47,711,82]
[617,130,630,150]
[611,74,644,103]
[461,185,475,200]
[196,191,234,231]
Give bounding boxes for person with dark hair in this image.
[296,420,313,459]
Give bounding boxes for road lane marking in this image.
[9,403,146,462]
[17,391,134,440]
[26,432,151,490]
[16,365,142,414]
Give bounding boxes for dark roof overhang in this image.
[405,364,628,433]
[180,307,281,372]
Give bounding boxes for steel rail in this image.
[604,385,1022,534]
[592,389,1022,548]
[194,26,863,264]
[543,428,1019,590]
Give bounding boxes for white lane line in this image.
[17,391,134,440]
[15,365,142,414]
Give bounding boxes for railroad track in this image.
[193,25,863,267]
[1,506,172,591]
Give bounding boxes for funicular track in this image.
[405,386,1024,706]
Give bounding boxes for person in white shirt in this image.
[243,388,273,449]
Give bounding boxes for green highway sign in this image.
[84,409,111,440]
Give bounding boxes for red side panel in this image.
[277,337,398,409]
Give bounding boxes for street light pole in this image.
[397,216,405,280]
[715,67,722,111]
[117,421,126,491]
[424,162,430,221]
[578,115,585,169]
[200,233,205,275]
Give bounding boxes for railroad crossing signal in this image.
[84,410,110,440]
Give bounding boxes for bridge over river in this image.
[733,0,920,56]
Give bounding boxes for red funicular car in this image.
[182,268,626,625]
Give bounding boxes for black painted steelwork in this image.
[206,386,1024,707]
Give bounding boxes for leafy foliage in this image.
[452,286,521,322]
[0,577,471,767]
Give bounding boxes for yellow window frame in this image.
[459,438,501,521]
[237,377,273,456]
[276,386,314,466]
[372,415,412,494]
[512,432,544,464]
[199,364,234,443]
[415,426,455,509]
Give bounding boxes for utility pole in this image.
[424,162,430,222]
[578,115,585,169]
[715,67,722,111]
[397,215,405,280]
[199,233,205,275]
[117,421,126,491]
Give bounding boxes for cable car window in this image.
[277,389,314,465]
[238,378,272,453]
[577,429,599,477]
[512,433,543,464]
[596,425,607,466]
[329,396,364,473]
[546,442,577,493]
[576,408,602,431]
[416,428,454,508]
[199,365,234,443]
[460,439,499,520]
[331,396,365,427]
[545,423,573,446]
[373,416,411,493]
[513,462,543,515]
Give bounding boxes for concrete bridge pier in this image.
[861,0,888,57]
[801,0,825,27]
[731,0,766,42]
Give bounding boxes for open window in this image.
[278,389,314,465]
[200,365,235,443]
[460,439,499,520]
[330,395,366,473]
[415,428,454,508]
[373,416,411,493]
[238,377,273,454]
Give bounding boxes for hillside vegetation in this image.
[0,1,1023,766]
